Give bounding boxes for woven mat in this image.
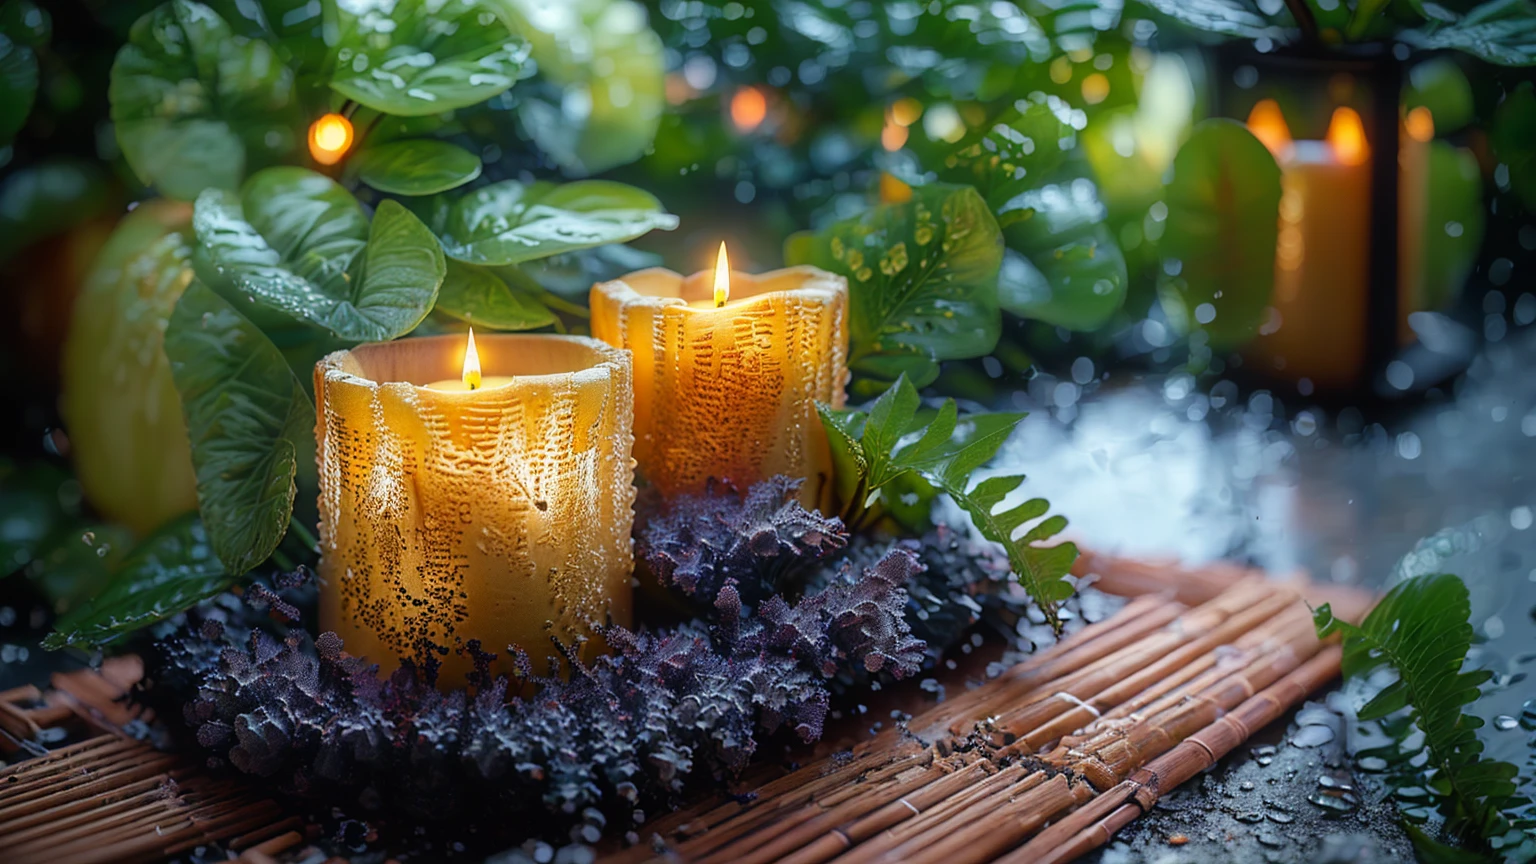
[0,554,1372,864]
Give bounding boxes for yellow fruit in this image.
[60,200,198,536]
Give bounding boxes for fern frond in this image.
[1315,573,1528,858]
[818,374,1077,632]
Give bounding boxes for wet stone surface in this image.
[1089,697,1412,864]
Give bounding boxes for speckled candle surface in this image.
[314,334,634,684]
[590,266,848,507]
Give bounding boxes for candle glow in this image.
[308,113,354,166]
[1246,99,1292,158]
[462,328,482,390]
[1327,106,1369,166]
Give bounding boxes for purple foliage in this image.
[640,476,848,604]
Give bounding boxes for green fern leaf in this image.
[818,374,1077,632]
[1315,573,1526,855]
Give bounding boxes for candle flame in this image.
[714,242,730,307]
[462,328,482,390]
[1327,106,1369,166]
[730,87,767,133]
[1405,106,1435,143]
[308,113,354,166]
[1246,99,1292,158]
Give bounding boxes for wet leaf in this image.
[165,283,313,577]
[0,460,79,576]
[433,259,554,330]
[935,96,1126,331]
[785,183,1002,395]
[1492,81,1536,214]
[193,166,444,341]
[0,31,34,144]
[1158,119,1281,350]
[330,0,530,116]
[352,138,482,196]
[110,0,300,200]
[0,1,50,49]
[435,178,678,266]
[1130,0,1287,40]
[203,0,335,78]
[61,200,200,536]
[43,513,232,650]
[519,243,662,299]
[1403,0,1536,66]
[504,0,665,176]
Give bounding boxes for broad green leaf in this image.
[1157,119,1281,350]
[1402,0,1536,66]
[330,0,530,115]
[433,259,554,330]
[1130,0,1287,40]
[1405,57,1475,136]
[785,183,1003,395]
[934,96,1129,332]
[203,0,337,79]
[1492,81,1536,214]
[193,166,444,341]
[42,513,232,650]
[0,31,34,144]
[519,243,662,299]
[436,178,678,266]
[1314,574,1522,848]
[164,283,313,576]
[352,139,482,196]
[26,522,133,615]
[1416,143,1484,311]
[503,0,666,175]
[61,200,200,536]
[110,0,300,200]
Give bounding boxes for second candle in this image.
[591,246,848,507]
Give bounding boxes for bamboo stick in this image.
[1008,645,1344,864]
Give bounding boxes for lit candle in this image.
[1398,106,1434,338]
[1247,102,1373,387]
[315,332,635,684]
[590,244,848,508]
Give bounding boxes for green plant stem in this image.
[288,516,318,552]
[541,291,591,319]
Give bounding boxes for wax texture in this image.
[315,334,634,684]
[590,266,848,507]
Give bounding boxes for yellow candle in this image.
[314,333,635,685]
[1247,104,1373,388]
[590,244,848,508]
[424,329,515,391]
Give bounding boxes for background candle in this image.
[590,254,847,508]
[1247,104,1373,388]
[315,334,635,685]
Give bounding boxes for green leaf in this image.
[1314,573,1522,850]
[164,282,313,576]
[937,96,1128,332]
[109,0,300,200]
[330,0,530,115]
[818,375,1076,631]
[1417,142,1484,311]
[0,31,34,144]
[434,259,555,330]
[193,167,444,341]
[784,183,1003,395]
[352,139,483,196]
[202,0,336,79]
[0,1,51,49]
[1157,119,1282,351]
[42,513,232,650]
[504,0,666,176]
[435,178,678,266]
[61,200,201,536]
[0,158,116,262]
[1130,0,1287,40]
[1403,0,1536,66]
[1405,58,1476,136]
[1492,81,1536,214]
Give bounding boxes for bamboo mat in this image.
[606,552,1376,864]
[0,656,306,864]
[0,553,1374,864]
